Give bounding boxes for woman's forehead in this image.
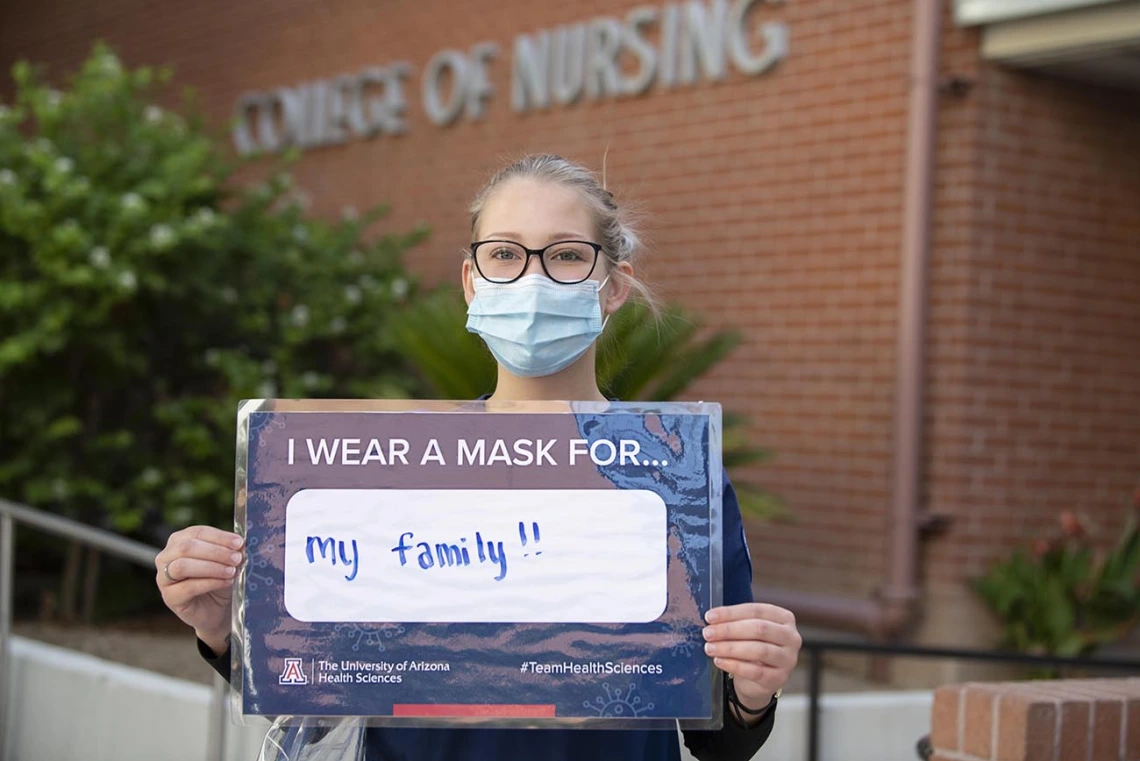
[478,178,595,241]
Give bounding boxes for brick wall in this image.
[930,679,1140,761]
[1,1,1136,651]
[917,52,1140,661]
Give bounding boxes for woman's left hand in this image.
[702,603,802,714]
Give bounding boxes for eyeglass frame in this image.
[469,239,605,285]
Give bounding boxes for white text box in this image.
[282,489,668,623]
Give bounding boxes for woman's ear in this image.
[461,258,476,306]
[604,261,636,316]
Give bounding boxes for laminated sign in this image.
[233,399,724,729]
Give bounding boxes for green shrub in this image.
[0,43,427,535]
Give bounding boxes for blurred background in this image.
[1,0,1138,759]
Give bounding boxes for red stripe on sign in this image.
[392,704,557,718]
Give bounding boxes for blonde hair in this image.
[469,154,658,312]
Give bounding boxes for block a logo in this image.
[279,657,309,685]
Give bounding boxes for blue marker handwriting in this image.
[306,536,359,581]
[390,522,542,582]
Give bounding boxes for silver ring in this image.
[163,561,179,584]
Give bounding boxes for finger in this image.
[713,657,784,688]
[706,603,795,626]
[704,618,798,647]
[163,558,238,584]
[161,576,235,608]
[158,528,242,569]
[173,526,243,550]
[704,640,794,669]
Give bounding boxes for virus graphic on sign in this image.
[666,619,704,658]
[244,533,276,592]
[334,623,407,653]
[583,682,655,718]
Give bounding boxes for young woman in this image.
[156,154,801,761]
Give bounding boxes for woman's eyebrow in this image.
[482,232,591,242]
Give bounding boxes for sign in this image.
[232,0,789,154]
[235,399,724,728]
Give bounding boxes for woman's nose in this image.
[521,254,547,279]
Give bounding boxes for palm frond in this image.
[388,288,496,399]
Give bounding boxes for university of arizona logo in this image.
[279,658,309,685]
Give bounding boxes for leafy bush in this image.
[0,43,427,535]
[973,501,1140,657]
[389,288,785,519]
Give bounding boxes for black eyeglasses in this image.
[470,239,603,285]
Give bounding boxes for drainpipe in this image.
[754,0,943,640]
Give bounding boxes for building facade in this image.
[2,0,1137,684]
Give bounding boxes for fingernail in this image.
[226,566,236,576]
[232,536,244,548]
[705,611,719,623]
[702,627,713,640]
[230,553,242,564]
[704,643,716,656]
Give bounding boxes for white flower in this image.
[342,205,358,220]
[173,482,194,501]
[140,467,162,486]
[53,157,74,174]
[220,286,238,303]
[258,381,277,398]
[292,225,308,243]
[0,105,10,119]
[144,105,163,124]
[97,52,122,76]
[120,192,145,213]
[329,316,347,333]
[204,349,221,366]
[117,270,137,291]
[52,478,69,500]
[348,249,364,264]
[191,207,216,227]
[0,169,16,186]
[301,371,320,388]
[71,177,91,194]
[31,137,53,155]
[290,304,310,327]
[89,246,111,268]
[170,506,194,525]
[149,224,176,249]
[343,285,362,304]
[45,90,63,107]
[390,278,409,299]
[359,275,377,290]
[261,359,277,375]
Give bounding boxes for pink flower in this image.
[1060,511,1084,537]
[1032,538,1051,558]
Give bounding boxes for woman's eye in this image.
[490,248,520,260]
[550,248,584,261]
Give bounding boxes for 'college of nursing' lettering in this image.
[232,0,788,155]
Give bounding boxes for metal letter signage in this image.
[233,0,789,155]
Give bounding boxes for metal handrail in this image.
[800,638,1140,761]
[0,497,228,761]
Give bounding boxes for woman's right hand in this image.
[156,525,244,657]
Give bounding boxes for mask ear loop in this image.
[598,274,612,331]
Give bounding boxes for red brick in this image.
[964,684,998,759]
[931,684,963,753]
[996,691,1057,761]
[1059,699,1092,761]
[1091,700,1122,761]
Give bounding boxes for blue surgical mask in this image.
[466,274,610,378]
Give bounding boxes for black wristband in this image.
[726,675,777,717]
